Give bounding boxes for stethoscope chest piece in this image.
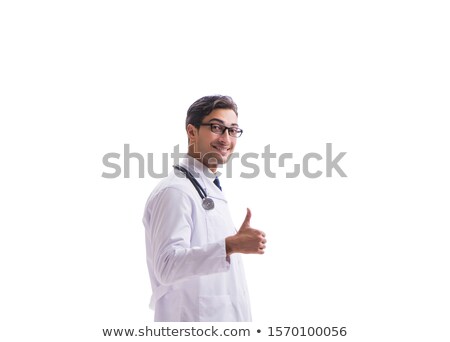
[202,197,215,210]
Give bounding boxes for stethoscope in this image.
[173,165,215,210]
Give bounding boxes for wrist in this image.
[225,235,237,256]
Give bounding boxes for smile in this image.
[212,145,230,152]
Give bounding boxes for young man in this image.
[143,95,266,322]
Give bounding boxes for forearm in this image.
[153,239,230,285]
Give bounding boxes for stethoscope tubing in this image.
[173,165,215,210]
[173,165,207,199]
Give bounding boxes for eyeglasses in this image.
[199,123,243,138]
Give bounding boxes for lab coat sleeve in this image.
[145,187,230,286]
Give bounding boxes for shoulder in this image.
[145,171,198,207]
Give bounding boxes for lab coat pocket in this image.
[199,295,236,322]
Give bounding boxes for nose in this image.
[218,129,231,144]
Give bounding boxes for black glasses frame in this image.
[199,123,243,138]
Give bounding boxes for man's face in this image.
[187,108,239,169]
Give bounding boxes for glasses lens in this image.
[210,124,223,134]
[229,128,242,137]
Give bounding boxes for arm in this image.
[144,187,230,286]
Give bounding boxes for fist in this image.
[226,208,267,255]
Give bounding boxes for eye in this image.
[229,127,242,136]
[211,124,223,132]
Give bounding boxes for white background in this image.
[1,1,449,341]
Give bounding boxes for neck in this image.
[187,151,217,174]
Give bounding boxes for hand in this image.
[226,208,267,255]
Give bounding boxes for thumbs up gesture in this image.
[226,208,267,256]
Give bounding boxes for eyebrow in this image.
[207,118,239,127]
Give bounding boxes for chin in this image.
[204,151,230,166]
[220,153,232,164]
[218,150,234,164]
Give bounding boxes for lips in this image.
[212,144,230,155]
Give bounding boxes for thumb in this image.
[240,208,252,230]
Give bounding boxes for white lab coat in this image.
[143,156,252,322]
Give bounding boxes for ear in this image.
[186,124,198,143]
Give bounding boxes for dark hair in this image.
[186,95,238,128]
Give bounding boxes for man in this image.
[143,95,267,322]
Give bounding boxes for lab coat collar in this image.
[179,155,226,202]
